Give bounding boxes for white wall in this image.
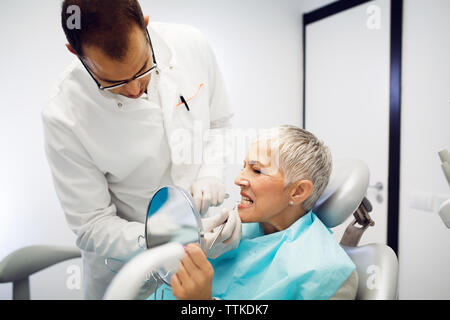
[0,0,333,300]
[398,0,450,300]
[0,0,82,300]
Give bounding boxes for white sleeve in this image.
[42,110,145,261]
[197,35,233,181]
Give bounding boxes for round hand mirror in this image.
[145,185,205,286]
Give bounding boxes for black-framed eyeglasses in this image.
[79,28,158,91]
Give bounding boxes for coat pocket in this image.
[176,83,205,110]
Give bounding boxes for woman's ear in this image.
[289,180,314,206]
[144,15,149,27]
[66,44,77,56]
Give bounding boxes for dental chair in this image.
[0,245,81,299]
[104,158,399,300]
[313,159,399,300]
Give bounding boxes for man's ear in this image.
[289,180,314,206]
[66,44,77,56]
[144,15,149,27]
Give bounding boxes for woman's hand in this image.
[171,243,214,300]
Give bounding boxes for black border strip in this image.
[302,0,402,255]
[304,0,373,25]
[387,0,403,256]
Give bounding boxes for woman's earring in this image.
[289,201,294,206]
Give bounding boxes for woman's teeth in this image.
[241,196,253,205]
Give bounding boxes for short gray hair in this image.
[257,125,332,212]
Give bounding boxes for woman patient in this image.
[156,125,357,300]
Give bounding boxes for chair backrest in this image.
[313,158,399,300]
[342,244,399,300]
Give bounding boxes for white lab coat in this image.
[42,23,233,299]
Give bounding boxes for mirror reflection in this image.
[145,186,205,286]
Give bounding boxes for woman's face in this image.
[234,141,291,224]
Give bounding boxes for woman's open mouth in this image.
[238,192,254,209]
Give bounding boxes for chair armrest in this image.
[0,245,81,283]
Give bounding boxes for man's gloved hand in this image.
[201,208,242,259]
[190,177,226,215]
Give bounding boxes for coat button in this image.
[117,102,123,108]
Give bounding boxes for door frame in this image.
[302,0,403,255]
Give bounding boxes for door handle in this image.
[369,182,383,191]
[368,182,384,204]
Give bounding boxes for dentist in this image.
[42,0,239,299]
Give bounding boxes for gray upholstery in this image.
[342,244,399,300]
[314,158,370,228]
[0,245,81,299]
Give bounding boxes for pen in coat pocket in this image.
[177,83,205,111]
[180,95,190,111]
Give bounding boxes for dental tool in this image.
[438,149,450,228]
[438,149,450,164]
[209,224,226,250]
[441,162,450,186]
[208,201,239,250]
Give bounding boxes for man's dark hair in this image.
[61,0,147,60]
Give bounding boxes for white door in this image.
[305,0,391,245]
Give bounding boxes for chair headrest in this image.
[313,158,370,228]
